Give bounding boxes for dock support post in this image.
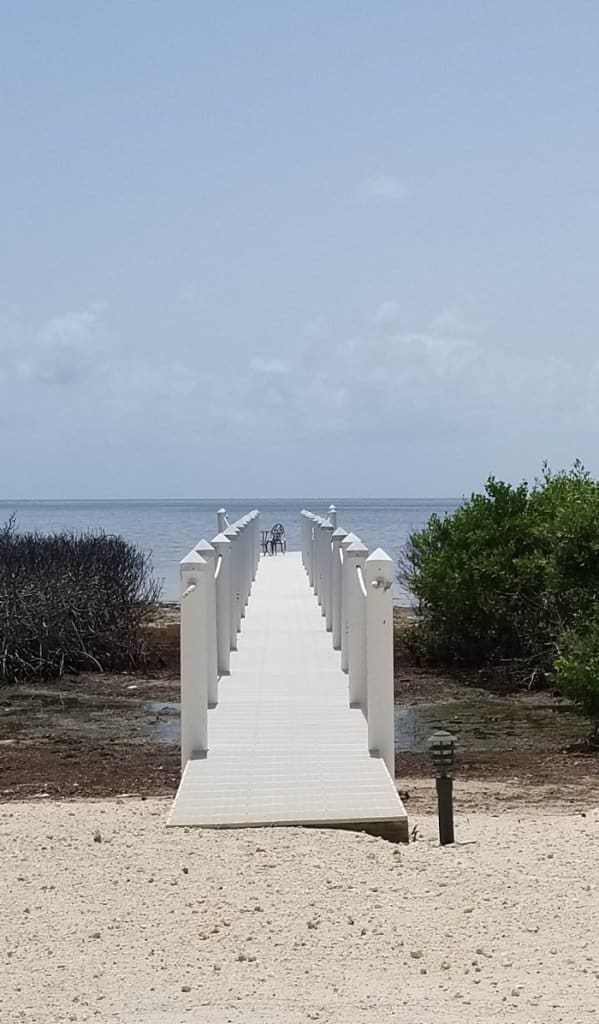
[321,519,334,630]
[212,532,231,676]
[307,514,316,587]
[300,511,309,572]
[365,549,395,776]
[195,540,218,706]
[331,527,347,650]
[313,517,323,601]
[345,540,369,707]
[180,549,209,767]
[340,533,358,673]
[217,508,228,533]
[238,516,249,619]
[251,511,259,581]
[224,525,240,649]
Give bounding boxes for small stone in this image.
[93,831,102,843]
[182,867,189,875]
[410,950,423,959]
[90,932,101,940]
[511,988,521,997]
[441,961,451,970]
[181,984,191,993]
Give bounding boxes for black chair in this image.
[270,523,286,554]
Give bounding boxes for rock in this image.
[93,831,102,844]
[410,950,423,959]
[181,984,191,992]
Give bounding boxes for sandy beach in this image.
[1,789,597,1024]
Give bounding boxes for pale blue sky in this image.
[1,1,598,497]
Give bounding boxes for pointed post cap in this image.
[180,548,208,570]
[345,539,369,557]
[341,531,358,548]
[211,532,231,546]
[195,538,216,557]
[224,525,239,538]
[321,518,334,531]
[365,547,394,586]
[332,526,348,541]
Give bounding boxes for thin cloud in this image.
[364,174,406,201]
[250,357,291,375]
[17,303,104,386]
[374,300,401,325]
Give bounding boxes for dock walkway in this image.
[169,548,408,840]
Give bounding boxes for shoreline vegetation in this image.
[1,468,599,804]
[1,600,597,809]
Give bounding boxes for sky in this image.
[1,1,598,498]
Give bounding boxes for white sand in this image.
[1,794,598,1024]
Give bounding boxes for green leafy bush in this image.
[554,618,599,744]
[402,462,599,733]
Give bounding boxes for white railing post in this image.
[365,548,395,776]
[340,532,358,673]
[212,532,231,676]
[238,517,249,619]
[331,526,348,650]
[217,508,228,533]
[251,511,259,580]
[195,539,218,707]
[345,540,369,708]
[224,524,240,648]
[327,504,337,528]
[180,549,209,768]
[307,514,316,586]
[321,519,334,630]
[313,516,323,600]
[300,510,309,570]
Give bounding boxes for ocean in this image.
[0,498,460,601]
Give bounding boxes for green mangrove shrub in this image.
[401,463,599,734]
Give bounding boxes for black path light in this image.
[428,730,457,845]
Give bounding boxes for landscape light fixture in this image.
[428,730,457,845]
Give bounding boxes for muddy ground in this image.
[1,609,598,811]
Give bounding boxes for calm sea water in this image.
[0,498,460,601]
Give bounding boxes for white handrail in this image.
[301,506,396,778]
[179,507,260,766]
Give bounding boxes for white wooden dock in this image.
[168,509,408,842]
